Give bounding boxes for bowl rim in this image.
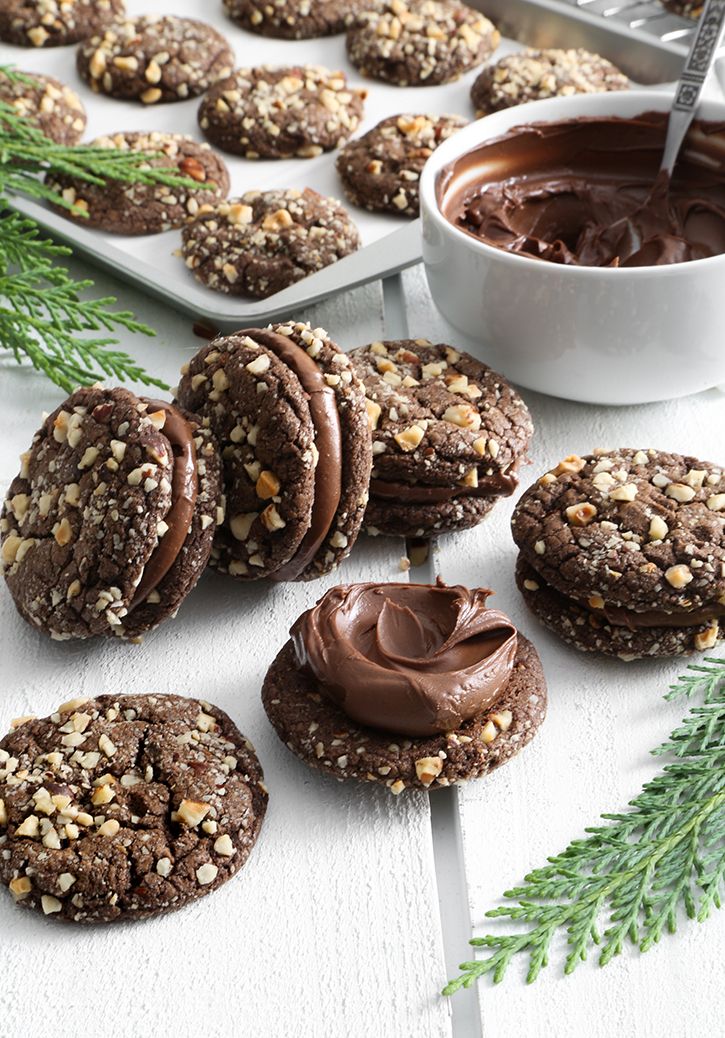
[420,88,725,278]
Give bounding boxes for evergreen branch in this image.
[443,657,725,995]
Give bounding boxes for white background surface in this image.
[1,3,724,1036]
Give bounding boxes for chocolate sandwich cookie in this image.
[263,581,547,793]
[660,1,702,18]
[349,339,533,538]
[470,48,628,116]
[77,15,234,103]
[0,70,86,145]
[0,0,124,47]
[47,132,230,235]
[181,189,360,298]
[198,66,366,160]
[0,693,267,923]
[347,0,500,87]
[223,0,364,38]
[1,387,223,641]
[176,322,372,582]
[337,113,467,217]
[511,448,725,659]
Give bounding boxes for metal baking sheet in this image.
[6,0,692,328]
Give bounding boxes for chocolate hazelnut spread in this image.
[439,112,725,267]
[131,400,197,608]
[291,582,517,737]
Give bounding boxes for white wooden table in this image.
[1,259,722,1038]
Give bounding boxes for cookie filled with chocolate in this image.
[349,339,533,537]
[175,322,372,582]
[512,448,725,658]
[262,581,547,793]
[1,387,222,641]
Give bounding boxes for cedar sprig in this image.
[0,65,201,392]
[443,657,725,994]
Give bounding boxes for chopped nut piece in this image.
[196,862,219,885]
[553,455,585,476]
[490,710,513,732]
[214,834,235,857]
[665,564,693,589]
[9,877,32,900]
[695,623,719,651]
[648,516,669,541]
[41,895,63,915]
[609,483,638,502]
[481,721,497,744]
[665,483,696,503]
[414,756,443,786]
[394,425,425,452]
[565,502,597,526]
[256,470,280,499]
[177,799,211,827]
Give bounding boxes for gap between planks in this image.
[384,273,483,1038]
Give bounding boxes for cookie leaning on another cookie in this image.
[470,48,628,116]
[1,387,223,641]
[223,0,365,38]
[198,66,366,160]
[347,0,500,86]
[349,339,533,538]
[0,70,86,145]
[175,322,372,582]
[181,189,360,299]
[337,113,467,217]
[0,0,124,47]
[0,694,267,923]
[77,15,234,103]
[263,581,547,793]
[512,448,725,659]
[46,132,230,235]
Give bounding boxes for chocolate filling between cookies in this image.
[130,401,198,608]
[237,329,342,582]
[370,467,519,503]
[292,581,517,736]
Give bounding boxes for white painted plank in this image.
[0,271,451,1038]
[400,263,725,1038]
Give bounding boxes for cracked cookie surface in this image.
[223,0,364,39]
[0,693,267,922]
[0,69,86,145]
[0,0,124,47]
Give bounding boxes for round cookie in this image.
[47,132,230,235]
[0,70,86,145]
[470,48,629,116]
[223,0,364,39]
[175,322,372,582]
[263,629,546,793]
[198,65,365,160]
[0,693,267,923]
[77,15,234,103]
[1,387,223,641]
[349,339,534,538]
[337,113,467,217]
[511,448,725,659]
[660,1,703,18]
[346,0,500,87]
[0,0,124,48]
[181,189,360,299]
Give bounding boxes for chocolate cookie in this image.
[0,693,267,923]
[0,0,124,47]
[0,69,86,145]
[262,582,547,793]
[337,113,467,216]
[660,1,702,18]
[348,339,533,538]
[46,132,230,235]
[223,0,364,38]
[346,0,500,87]
[198,66,365,160]
[1,387,223,641]
[175,323,372,583]
[77,15,234,103]
[470,48,629,116]
[511,448,725,658]
[181,189,360,299]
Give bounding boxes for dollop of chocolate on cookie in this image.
[291,582,517,736]
[440,112,725,267]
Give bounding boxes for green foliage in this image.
[444,657,725,994]
[0,66,199,393]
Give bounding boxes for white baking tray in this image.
[4,0,689,327]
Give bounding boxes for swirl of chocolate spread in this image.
[291,581,517,736]
[439,112,725,267]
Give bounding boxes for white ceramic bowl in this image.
[420,90,725,405]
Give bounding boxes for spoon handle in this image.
[661,0,725,176]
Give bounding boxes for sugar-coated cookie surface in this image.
[347,0,500,86]
[223,0,365,38]
[0,694,267,923]
[0,70,86,145]
[0,0,125,47]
